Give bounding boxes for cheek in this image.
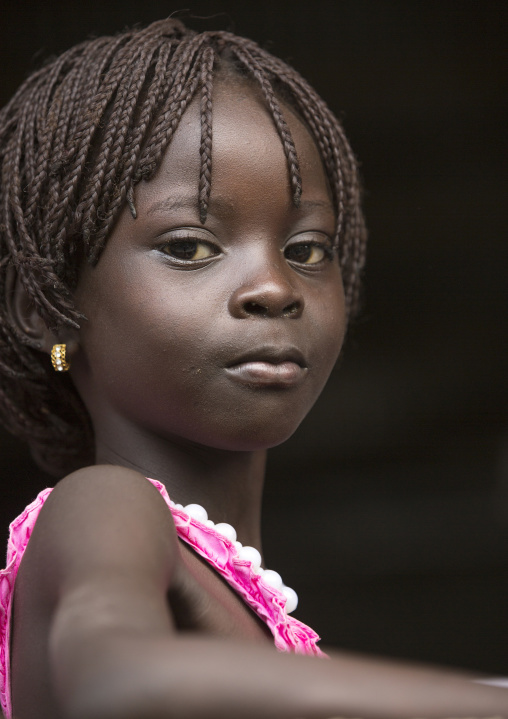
[75,265,213,398]
[312,278,347,370]
[80,293,189,377]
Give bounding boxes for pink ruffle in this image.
[0,480,324,718]
[146,478,324,657]
[0,488,53,718]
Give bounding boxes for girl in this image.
[0,17,506,719]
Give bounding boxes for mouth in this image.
[225,347,308,387]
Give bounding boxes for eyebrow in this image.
[146,195,334,217]
[297,199,334,213]
[146,195,200,217]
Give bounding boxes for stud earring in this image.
[51,344,70,372]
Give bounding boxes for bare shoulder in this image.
[12,467,180,716]
[21,465,179,597]
[44,463,173,525]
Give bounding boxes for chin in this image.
[203,418,306,452]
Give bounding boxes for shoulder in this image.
[38,464,177,550]
[52,462,165,500]
[12,467,181,704]
[44,464,173,522]
[21,465,179,596]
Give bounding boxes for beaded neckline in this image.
[146,478,324,656]
[173,500,298,613]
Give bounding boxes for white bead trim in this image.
[174,501,298,614]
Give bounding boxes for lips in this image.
[225,347,308,387]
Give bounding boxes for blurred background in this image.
[1,0,507,674]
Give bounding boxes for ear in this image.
[5,266,79,357]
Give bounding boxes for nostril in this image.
[283,301,301,317]
[244,301,268,317]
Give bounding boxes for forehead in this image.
[141,77,333,217]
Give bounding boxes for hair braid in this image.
[229,43,302,207]
[118,41,174,221]
[134,34,208,183]
[0,19,366,475]
[3,110,76,331]
[79,40,163,247]
[46,37,134,276]
[199,46,214,223]
[88,52,207,263]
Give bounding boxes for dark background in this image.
[1,0,507,674]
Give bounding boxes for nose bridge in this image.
[228,242,304,319]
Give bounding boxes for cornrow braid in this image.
[0,18,366,475]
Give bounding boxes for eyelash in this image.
[284,241,334,266]
[160,238,218,263]
[158,236,334,267]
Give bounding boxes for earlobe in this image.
[5,265,48,349]
[5,266,78,359]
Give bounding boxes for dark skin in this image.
[9,79,508,719]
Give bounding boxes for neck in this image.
[94,419,266,551]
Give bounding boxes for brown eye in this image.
[285,243,327,265]
[163,240,215,261]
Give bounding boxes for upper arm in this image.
[21,466,179,668]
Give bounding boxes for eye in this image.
[284,241,331,265]
[161,239,217,261]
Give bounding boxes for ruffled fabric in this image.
[0,488,53,718]
[0,480,324,718]
[146,478,324,657]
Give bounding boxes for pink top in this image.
[0,478,324,718]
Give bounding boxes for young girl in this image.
[0,17,506,719]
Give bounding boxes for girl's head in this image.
[0,18,366,475]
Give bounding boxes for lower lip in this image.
[225,361,307,387]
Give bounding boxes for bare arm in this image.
[30,466,508,719]
[56,635,508,719]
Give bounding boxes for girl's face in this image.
[72,79,346,453]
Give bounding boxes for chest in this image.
[170,541,274,644]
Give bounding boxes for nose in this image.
[228,261,304,319]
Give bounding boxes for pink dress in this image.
[0,478,324,718]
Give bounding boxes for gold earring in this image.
[51,344,70,372]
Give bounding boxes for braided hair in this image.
[0,18,366,476]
